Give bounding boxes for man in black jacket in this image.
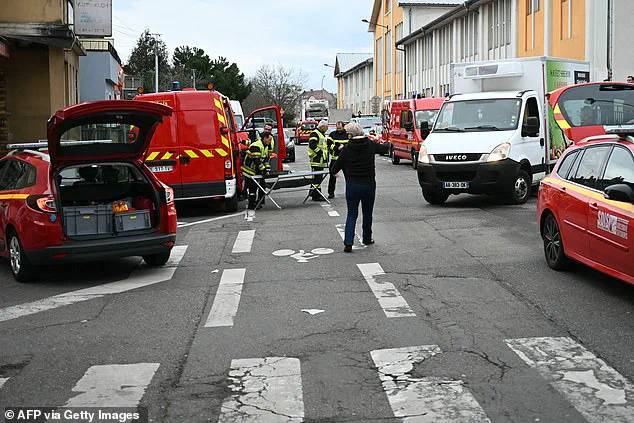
[330,122,389,252]
[327,121,348,199]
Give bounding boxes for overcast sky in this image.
[112,0,374,93]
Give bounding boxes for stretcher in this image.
[245,170,331,209]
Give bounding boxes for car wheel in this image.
[8,232,35,282]
[143,251,171,267]
[507,169,531,205]
[391,148,400,165]
[225,193,239,212]
[422,188,449,205]
[411,150,418,170]
[542,213,569,270]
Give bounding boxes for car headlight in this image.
[487,142,511,162]
[418,145,430,164]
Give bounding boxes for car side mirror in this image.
[523,117,540,137]
[420,121,429,131]
[220,126,230,135]
[604,184,634,203]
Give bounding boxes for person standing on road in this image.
[308,120,330,201]
[331,122,389,252]
[327,121,348,199]
[242,132,274,210]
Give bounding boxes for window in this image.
[570,146,612,189]
[558,84,634,127]
[523,97,541,131]
[400,110,413,128]
[223,104,235,132]
[385,31,392,74]
[0,160,10,190]
[385,0,391,14]
[527,0,540,14]
[0,160,35,191]
[556,150,579,178]
[376,38,383,80]
[396,24,403,73]
[599,147,634,191]
[489,0,512,50]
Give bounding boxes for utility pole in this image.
[150,33,161,92]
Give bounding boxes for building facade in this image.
[0,0,84,149]
[399,0,517,98]
[519,0,634,82]
[80,39,123,102]
[334,53,374,115]
[368,0,459,102]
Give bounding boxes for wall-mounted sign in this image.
[74,0,112,37]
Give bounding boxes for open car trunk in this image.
[55,162,161,239]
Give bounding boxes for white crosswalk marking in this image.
[64,363,159,407]
[0,377,9,389]
[371,346,491,422]
[335,223,366,250]
[321,203,340,217]
[204,268,246,328]
[357,263,416,318]
[506,336,634,423]
[232,230,256,253]
[0,246,188,324]
[218,357,304,422]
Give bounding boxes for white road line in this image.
[335,223,366,250]
[204,268,246,327]
[321,204,340,217]
[356,263,416,318]
[0,377,9,389]
[177,213,243,228]
[371,346,491,422]
[0,246,188,324]
[218,357,304,422]
[506,336,634,423]
[63,363,159,407]
[232,230,256,253]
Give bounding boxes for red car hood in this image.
[46,100,172,167]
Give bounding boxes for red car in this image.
[1,100,177,281]
[538,131,634,285]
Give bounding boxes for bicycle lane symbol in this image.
[272,248,335,263]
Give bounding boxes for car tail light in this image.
[224,159,233,178]
[165,186,174,205]
[27,195,56,213]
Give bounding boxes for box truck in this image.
[417,56,591,205]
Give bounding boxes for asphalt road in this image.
[1,144,634,423]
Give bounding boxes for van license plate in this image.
[443,181,469,189]
[150,166,173,173]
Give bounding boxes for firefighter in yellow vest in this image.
[327,121,348,199]
[242,132,274,209]
[307,120,330,201]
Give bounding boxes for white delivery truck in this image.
[417,56,590,205]
[230,100,245,128]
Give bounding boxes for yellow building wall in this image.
[373,0,404,100]
[337,78,344,109]
[6,45,52,144]
[518,1,545,57]
[551,0,585,60]
[0,0,65,23]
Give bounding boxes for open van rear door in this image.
[242,106,286,172]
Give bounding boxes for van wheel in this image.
[8,232,36,282]
[143,252,171,267]
[542,213,569,270]
[411,150,418,170]
[391,148,400,165]
[422,188,449,205]
[507,169,531,205]
[225,194,239,212]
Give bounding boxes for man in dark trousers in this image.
[330,122,389,252]
[327,121,348,199]
[242,132,274,210]
[307,120,330,201]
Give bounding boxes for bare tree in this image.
[243,64,308,121]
